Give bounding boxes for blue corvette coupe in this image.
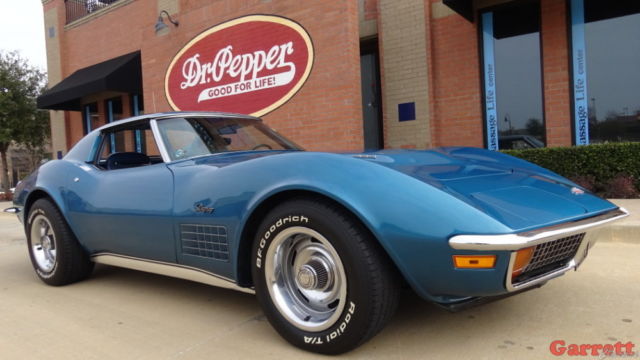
[7,112,628,354]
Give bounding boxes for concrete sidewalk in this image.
[0,199,637,359]
[609,199,639,242]
[1,214,638,360]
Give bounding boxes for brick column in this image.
[42,0,68,155]
[427,0,483,148]
[541,0,572,147]
[379,0,431,149]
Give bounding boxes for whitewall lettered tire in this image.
[251,197,398,354]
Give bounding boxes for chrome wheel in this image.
[265,226,347,332]
[30,214,57,273]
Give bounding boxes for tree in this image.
[525,118,544,138]
[0,51,49,193]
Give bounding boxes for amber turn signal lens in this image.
[512,246,535,278]
[453,255,496,269]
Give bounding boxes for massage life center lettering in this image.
[571,0,589,145]
[574,48,589,145]
[485,63,498,151]
[482,12,499,151]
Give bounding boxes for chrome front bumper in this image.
[449,208,629,292]
[3,206,23,223]
[3,207,21,214]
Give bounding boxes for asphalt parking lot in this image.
[0,208,638,359]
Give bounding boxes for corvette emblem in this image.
[195,203,215,214]
[571,187,585,195]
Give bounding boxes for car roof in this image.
[96,111,261,132]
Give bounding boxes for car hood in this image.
[185,147,617,231]
[349,147,617,231]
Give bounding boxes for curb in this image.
[606,199,638,243]
[609,224,638,243]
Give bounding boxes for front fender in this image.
[205,152,515,301]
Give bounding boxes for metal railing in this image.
[65,0,123,24]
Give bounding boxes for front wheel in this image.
[251,198,398,354]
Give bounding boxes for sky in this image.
[0,0,47,71]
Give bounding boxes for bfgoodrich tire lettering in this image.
[26,199,94,286]
[251,197,399,354]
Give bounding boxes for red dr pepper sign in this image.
[165,15,314,116]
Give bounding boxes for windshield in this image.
[156,117,301,161]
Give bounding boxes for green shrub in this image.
[0,192,12,201]
[502,142,640,198]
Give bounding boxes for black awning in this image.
[443,0,473,22]
[37,51,142,111]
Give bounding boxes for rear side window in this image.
[96,123,162,169]
[64,131,100,162]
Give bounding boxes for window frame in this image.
[91,119,164,170]
[567,0,640,145]
[82,102,99,135]
[478,0,547,150]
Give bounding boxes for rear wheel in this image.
[27,199,94,286]
[252,197,398,354]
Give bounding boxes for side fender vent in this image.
[180,224,229,261]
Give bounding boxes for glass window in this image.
[570,0,640,143]
[130,94,144,116]
[83,102,100,134]
[481,1,545,150]
[97,123,162,169]
[106,96,123,121]
[155,117,301,161]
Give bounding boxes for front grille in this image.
[514,233,585,283]
[180,224,229,261]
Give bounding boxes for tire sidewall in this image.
[252,201,374,353]
[27,203,60,280]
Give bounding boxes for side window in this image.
[157,117,214,161]
[96,123,162,170]
[222,125,282,151]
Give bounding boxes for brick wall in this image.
[42,1,67,158]
[51,0,363,152]
[364,0,378,20]
[359,0,378,37]
[541,0,572,147]
[427,0,484,148]
[427,0,574,149]
[45,0,578,154]
[379,0,431,149]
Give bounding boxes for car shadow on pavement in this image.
[84,263,553,359]
[89,264,258,303]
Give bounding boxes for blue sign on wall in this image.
[398,102,416,122]
[571,0,589,145]
[482,12,499,151]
